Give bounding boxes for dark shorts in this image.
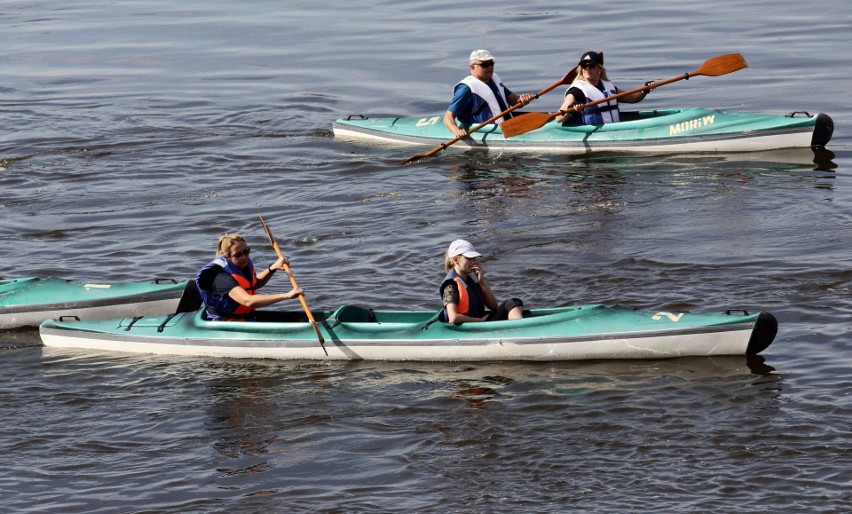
[486,297,524,321]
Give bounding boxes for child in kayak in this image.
[439,239,524,323]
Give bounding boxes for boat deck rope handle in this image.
[125,316,143,331]
[157,313,178,333]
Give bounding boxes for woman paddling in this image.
[555,51,655,125]
[195,233,303,321]
[439,239,524,323]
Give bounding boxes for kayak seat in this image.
[327,305,376,328]
[175,280,203,314]
[618,111,643,122]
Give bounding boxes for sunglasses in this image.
[231,247,251,259]
[475,61,494,68]
[580,62,599,69]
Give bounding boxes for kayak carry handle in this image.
[57,315,81,322]
[725,309,750,316]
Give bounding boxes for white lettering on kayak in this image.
[652,312,684,322]
[416,116,440,127]
[669,114,715,135]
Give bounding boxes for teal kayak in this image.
[332,108,832,155]
[1,276,192,329]
[39,304,777,362]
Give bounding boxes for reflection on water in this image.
[812,148,838,171]
[559,149,838,176]
[196,354,787,503]
[2,326,834,512]
[0,328,40,350]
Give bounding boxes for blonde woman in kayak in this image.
[555,51,655,125]
[439,239,524,323]
[195,234,302,321]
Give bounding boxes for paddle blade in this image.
[695,53,748,76]
[258,215,273,243]
[400,137,459,164]
[258,215,279,253]
[500,112,558,138]
[557,69,578,86]
[401,152,429,165]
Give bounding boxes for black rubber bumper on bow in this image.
[746,311,778,355]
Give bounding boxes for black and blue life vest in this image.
[439,269,487,322]
[195,256,258,321]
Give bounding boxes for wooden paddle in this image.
[401,69,578,164]
[258,215,326,352]
[499,53,748,138]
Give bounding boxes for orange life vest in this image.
[227,269,258,318]
[440,270,486,321]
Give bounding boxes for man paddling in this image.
[442,49,533,138]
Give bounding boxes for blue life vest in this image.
[195,256,258,321]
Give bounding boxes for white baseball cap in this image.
[469,49,494,63]
[448,239,482,258]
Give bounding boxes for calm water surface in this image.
[2,0,851,512]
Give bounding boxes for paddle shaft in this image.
[499,53,748,138]
[401,69,577,164]
[258,215,326,347]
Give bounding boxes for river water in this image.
[2,0,851,512]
